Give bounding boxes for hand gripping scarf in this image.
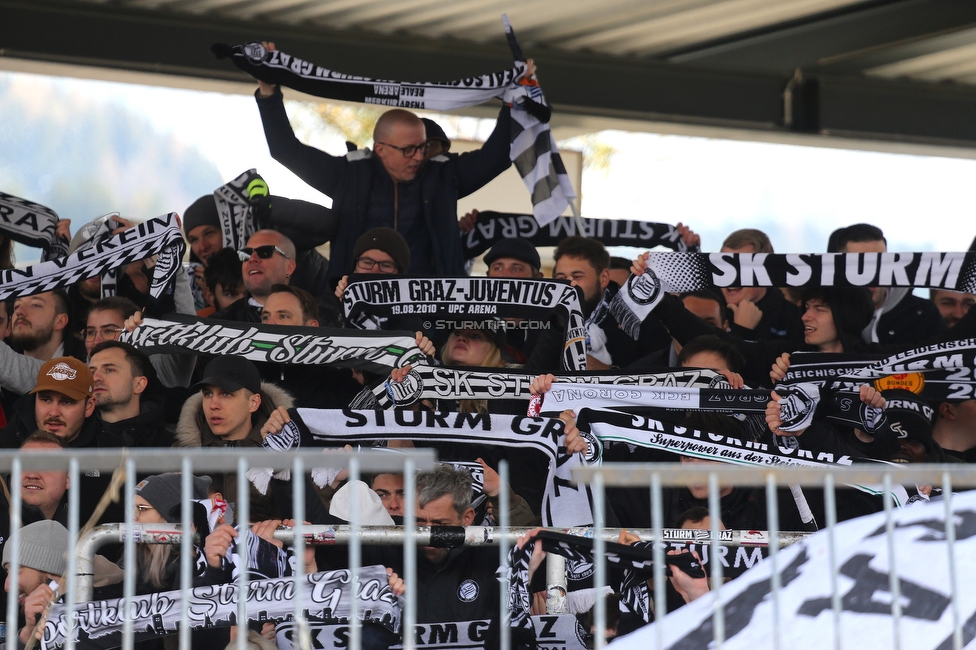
[0,191,68,260]
[41,565,401,650]
[507,530,704,631]
[263,408,598,527]
[342,276,588,371]
[352,365,726,410]
[0,213,185,301]
[461,212,701,260]
[610,251,976,338]
[213,15,575,225]
[213,168,267,251]
[121,314,428,373]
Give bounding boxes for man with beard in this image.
[0,291,86,398]
[553,236,670,369]
[88,341,173,447]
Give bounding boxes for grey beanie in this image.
[136,473,213,523]
[2,520,69,576]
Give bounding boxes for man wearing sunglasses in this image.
[212,230,297,323]
[254,41,520,280]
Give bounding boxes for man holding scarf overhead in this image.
[251,42,526,279]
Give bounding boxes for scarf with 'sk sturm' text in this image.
[611,251,976,338]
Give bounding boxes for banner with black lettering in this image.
[611,252,976,338]
[263,409,597,526]
[0,213,186,301]
[362,365,726,409]
[342,276,587,371]
[41,565,401,650]
[461,212,699,259]
[122,314,429,372]
[607,490,976,650]
[0,191,68,260]
[576,408,909,504]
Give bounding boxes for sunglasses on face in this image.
[238,245,290,262]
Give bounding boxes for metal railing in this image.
[5,450,972,650]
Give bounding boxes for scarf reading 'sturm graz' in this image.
[0,213,185,301]
[265,409,597,527]
[354,365,726,409]
[122,314,428,373]
[342,276,588,371]
[41,565,400,650]
[213,15,576,225]
[611,251,976,338]
[0,191,68,260]
[461,212,700,259]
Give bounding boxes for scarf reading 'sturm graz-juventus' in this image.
[265,409,597,526]
[122,314,428,373]
[461,211,700,259]
[577,408,911,504]
[343,276,588,371]
[0,191,68,260]
[213,15,576,225]
[355,365,725,409]
[41,565,400,650]
[611,251,976,338]
[0,213,185,301]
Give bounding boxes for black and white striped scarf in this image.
[507,531,702,630]
[0,191,68,260]
[122,314,428,373]
[214,17,575,224]
[264,409,597,527]
[611,251,976,338]
[342,276,588,370]
[461,212,700,260]
[0,213,185,301]
[214,168,266,250]
[352,365,725,410]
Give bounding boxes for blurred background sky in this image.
[3,68,975,266]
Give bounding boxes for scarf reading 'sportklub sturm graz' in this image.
[213,15,575,225]
[0,213,185,301]
[611,251,976,338]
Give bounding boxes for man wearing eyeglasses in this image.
[254,41,517,279]
[212,230,297,323]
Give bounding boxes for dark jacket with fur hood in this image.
[175,381,294,522]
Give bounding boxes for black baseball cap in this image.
[192,356,261,394]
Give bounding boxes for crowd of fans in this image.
[2,54,975,649]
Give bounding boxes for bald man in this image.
[253,41,514,278]
[212,230,298,323]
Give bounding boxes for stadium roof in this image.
[3,0,976,154]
